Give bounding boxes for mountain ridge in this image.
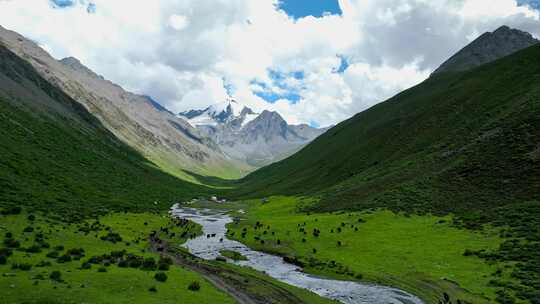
[0,25,249,180]
[433,25,539,74]
[179,100,327,166]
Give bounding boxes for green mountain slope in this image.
[234,42,540,304]
[0,44,215,220]
[237,43,540,217]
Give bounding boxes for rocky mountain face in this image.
[433,25,539,74]
[179,100,327,167]
[0,25,248,180]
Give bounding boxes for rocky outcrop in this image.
[433,25,539,74]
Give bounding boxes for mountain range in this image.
[179,99,327,166]
[0,25,326,181]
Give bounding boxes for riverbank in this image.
[171,205,424,304]
[149,235,336,304]
[220,196,505,304]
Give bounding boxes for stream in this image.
[170,205,424,304]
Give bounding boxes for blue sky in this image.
[278,0,342,18]
[518,0,540,9]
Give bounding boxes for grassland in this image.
[226,197,508,304]
[230,42,540,304]
[0,210,238,304]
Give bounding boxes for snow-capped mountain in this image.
[178,99,327,167]
[179,98,258,127]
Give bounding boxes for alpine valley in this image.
[0,7,539,304]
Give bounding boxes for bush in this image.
[142,257,157,270]
[1,206,22,215]
[100,232,123,243]
[46,251,60,259]
[36,261,52,267]
[0,255,7,265]
[54,245,65,251]
[3,238,20,248]
[118,260,128,268]
[97,267,107,272]
[57,254,72,263]
[67,248,85,257]
[16,263,32,271]
[28,214,36,221]
[50,271,62,282]
[26,244,42,253]
[149,286,157,292]
[158,263,170,271]
[188,281,201,291]
[81,262,92,270]
[154,272,167,282]
[23,226,34,233]
[0,248,13,257]
[5,232,12,238]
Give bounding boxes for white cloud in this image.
[0,0,538,127]
[168,14,189,31]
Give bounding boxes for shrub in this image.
[81,262,92,270]
[188,281,201,291]
[3,238,20,248]
[26,244,42,253]
[154,272,167,282]
[23,226,34,233]
[0,248,13,257]
[57,254,72,263]
[128,258,142,268]
[0,255,7,265]
[118,260,128,268]
[36,261,52,267]
[98,267,107,272]
[149,286,157,292]
[17,263,32,271]
[1,206,22,215]
[50,271,62,282]
[142,257,157,270]
[28,214,36,221]
[46,251,60,259]
[100,232,123,243]
[67,248,85,256]
[5,232,12,238]
[158,263,170,271]
[54,245,65,251]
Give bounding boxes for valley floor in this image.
[0,209,337,304]
[0,211,235,304]
[219,197,511,304]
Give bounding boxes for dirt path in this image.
[150,237,315,304]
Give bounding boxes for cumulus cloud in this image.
[0,0,539,127]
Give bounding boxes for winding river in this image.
[170,205,424,304]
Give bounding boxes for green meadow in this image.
[0,211,235,304]
[226,197,508,304]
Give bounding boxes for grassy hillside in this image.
[237,44,540,216]
[234,44,540,303]
[0,44,243,303]
[0,44,220,221]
